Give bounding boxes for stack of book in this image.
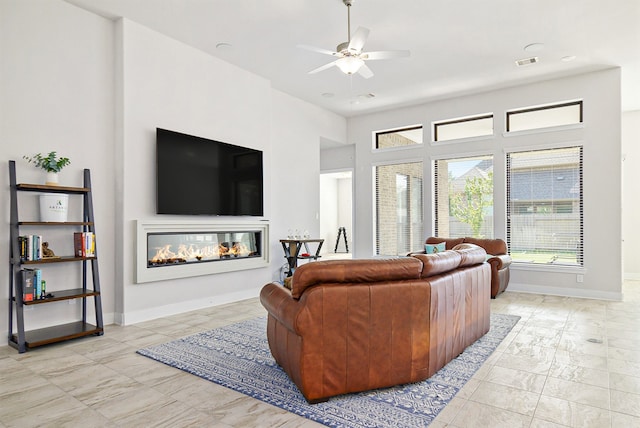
[21,268,45,301]
[74,232,95,257]
[18,235,43,261]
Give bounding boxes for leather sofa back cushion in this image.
[425,237,464,250]
[290,257,423,299]
[412,251,462,278]
[452,243,488,266]
[463,237,507,255]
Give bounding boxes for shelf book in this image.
[18,235,43,261]
[73,232,95,257]
[21,269,35,302]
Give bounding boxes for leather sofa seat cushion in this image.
[290,257,423,299]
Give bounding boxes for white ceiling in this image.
[65,0,640,117]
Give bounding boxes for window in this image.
[506,146,583,265]
[433,114,493,142]
[375,162,423,255]
[507,101,582,132]
[375,126,423,149]
[434,155,494,239]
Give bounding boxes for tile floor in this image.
[1,281,639,427]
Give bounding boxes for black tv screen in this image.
[156,128,264,216]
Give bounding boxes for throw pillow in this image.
[425,242,446,254]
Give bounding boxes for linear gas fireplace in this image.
[136,220,269,283]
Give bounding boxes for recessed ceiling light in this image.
[358,93,376,99]
[524,43,544,52]
[516,56,539,66]
[321,92,334,98]
[561,55,577,62]
[216,42,232,50]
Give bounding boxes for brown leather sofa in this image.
[424,237,511,298]
[260,244,491,403]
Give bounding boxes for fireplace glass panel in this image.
[147,230,261,267]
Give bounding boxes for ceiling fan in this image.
[298,0,410,79]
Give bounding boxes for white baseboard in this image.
[624,272,640,281]
[508,282,623,301]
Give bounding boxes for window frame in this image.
[433,154,495,239]
[432,113,494,143]
[374,125,424,151]
[506,145,584,267]
[373,160,424,256]
[506,100,583,133]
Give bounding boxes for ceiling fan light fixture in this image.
[336,56,364,74]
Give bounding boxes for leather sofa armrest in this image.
[487,254,512,270]
[260,282,301,333]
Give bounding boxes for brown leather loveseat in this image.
[425,237,511,298]
[260,244,491,403]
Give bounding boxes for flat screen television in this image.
[156,128,264,216]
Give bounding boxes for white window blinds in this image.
[506,146,583,265]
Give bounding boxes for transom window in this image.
[375,126,423,149]
[507,101,583,132]
[433,114,493,142]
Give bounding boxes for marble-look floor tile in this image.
[609,372,640,394]
[547,362,609,388]
[469,381,540,416]
[610,389,640,417]
[451,400,532,428]
[2,283,640,427]
[542,377,610,410]
[483,365,547,393]
[534,394,611,427]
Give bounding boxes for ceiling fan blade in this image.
[308,61,338,75]
[363,50,411,60]
[348,27,370,53]
[357,63,374,79]
[297,44,338,56]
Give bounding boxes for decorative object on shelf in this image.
[39,193,69,222]
[41,242,59,258]
[23,151,71,185]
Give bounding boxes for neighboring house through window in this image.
[434,155,494,239]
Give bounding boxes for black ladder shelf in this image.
[7,160,104,353]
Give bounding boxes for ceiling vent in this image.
[516,56,539,66]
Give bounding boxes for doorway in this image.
[319,170,353,259]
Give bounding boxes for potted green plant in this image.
[23,151,71,185]
[23,151,71,222]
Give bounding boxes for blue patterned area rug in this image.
[138,313,520,427]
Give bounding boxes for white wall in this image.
[349,69,623,300]
[0,0,116,335]
[0,0,346,338]
[622,110,640,279]
[116,19,346,323]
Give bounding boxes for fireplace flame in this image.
[149,241,253,266]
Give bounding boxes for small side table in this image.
[280,239,324,277]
